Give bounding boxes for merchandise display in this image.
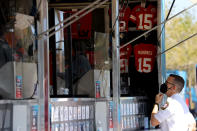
[130,4,157,30]
[134,43,157,73]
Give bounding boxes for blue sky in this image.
[166,0,197,21]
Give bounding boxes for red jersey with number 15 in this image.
[130,4,157,30]
[134,43,157,73]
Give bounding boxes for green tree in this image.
[165,12,197,86]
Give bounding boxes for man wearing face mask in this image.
[150,74,196,131]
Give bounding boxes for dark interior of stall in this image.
[0,0,39,100]
[49,0,159,118]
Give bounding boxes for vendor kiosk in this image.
[0,0,166,131]
[48,0,166,131]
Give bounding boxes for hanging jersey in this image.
[134,43,157,73]
[130,4,157,30]
[119,6,131,32]
[64,10,92,39]
[120,44,132,73]
[109,6,131,32]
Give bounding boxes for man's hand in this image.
[150,93,164,127]
[188,112,196,131]
[188,123,196,131]
[155,93,163,104]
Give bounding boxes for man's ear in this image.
[173,86,177,91]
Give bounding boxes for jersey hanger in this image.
[140,0,146,8]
